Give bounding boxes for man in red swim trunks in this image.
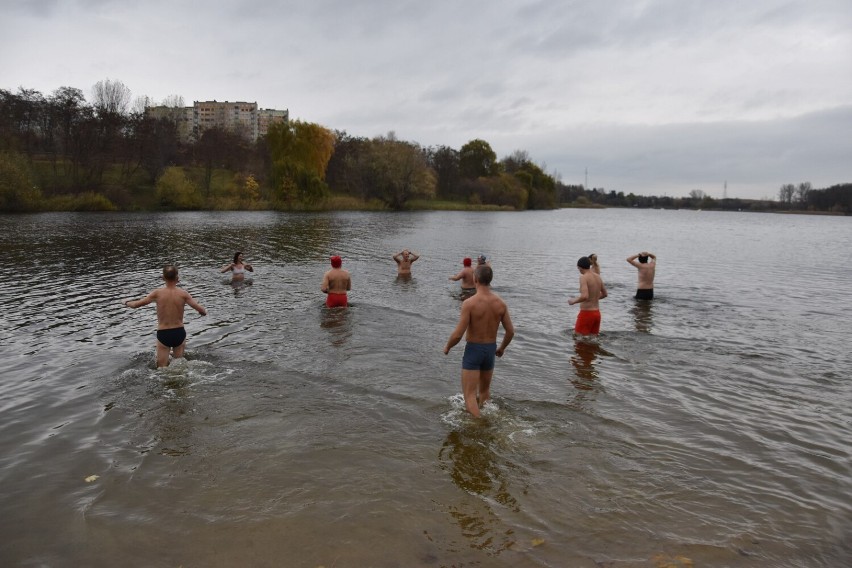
[322,255,351,307]
[568,256,607,335]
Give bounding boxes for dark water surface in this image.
[1,210,850,567]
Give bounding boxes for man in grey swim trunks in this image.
[444,265,515,417]
[123,265,207,367]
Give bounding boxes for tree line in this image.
[0,80,559,212]
[1,81,849,214]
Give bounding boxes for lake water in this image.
[0,209,850,567]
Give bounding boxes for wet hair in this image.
[638,255,649,263]
[463,257,472,267]
[330,255,342,268]
[163,264,179,281]
[474,265,493,285]
[577,256,592,270]
[233,251,242,264]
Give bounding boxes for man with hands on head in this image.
[627,251,656,300]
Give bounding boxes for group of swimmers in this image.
[122,249,656,417]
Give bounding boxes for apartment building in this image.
[146,100,289,143]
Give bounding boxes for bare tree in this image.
[91,79,132,117]
[795,182,812,206]
[778,183,795,207]
[162,95,185,108]
[132,95,152,115]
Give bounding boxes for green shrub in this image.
[156,167,203,209]
[0,152,42,212]
[43,192,117,211]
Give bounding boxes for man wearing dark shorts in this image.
[627,251,656,300]
[124,265,207,368]
[444,265,514,417]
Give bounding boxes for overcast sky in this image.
[3,0,850,199]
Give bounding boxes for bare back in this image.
[322,268,351,294]
[578,271,607,311]
[451,266,475,288]
[147,285,201,329]
[462,288,508,343]
[636,263,656,289]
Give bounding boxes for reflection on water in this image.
[393,273,416,291]
[225,278,253,296]
[438,424,520,555]
[3,210,852,567]
[631,298,654,333]
[320,305,352,347]
[568,339,607,412]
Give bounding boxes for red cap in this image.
[330,255,342,268]
[463,257,472,266]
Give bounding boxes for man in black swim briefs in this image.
[124,265,207,367]
[444,265,514,418]
[627,251,656,300]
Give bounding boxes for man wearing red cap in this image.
[322,255,351,308]
[449,257,476,293]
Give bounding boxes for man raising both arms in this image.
[322,255,351,307]
[444,265,515,417]
[626,251,656,300]
[568,256,608,336]
[393,249,420,275]
[124,264,207,368]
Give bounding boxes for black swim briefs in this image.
[635,288,654,300]
[156,327,187,348]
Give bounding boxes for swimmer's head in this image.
[638,255,649,263]
[233,251,243,264]
[477,254,487,264]
[330,255,342,268]
[474,265,493,286]
[463,257,472,267]
[163,264,179,282]
[577,256,592,270]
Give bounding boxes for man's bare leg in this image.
[462,369,482,417]
[156,342,171,368]
[478,369,494,409]
[173,340,186,361]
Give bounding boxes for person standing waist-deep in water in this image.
[123,264,207,368]
[568,256,607,336]
[449,257,476,292]
[588,253,600,275]
[444,265,515,418]
[393,249,420,275]
[626,251,656,300]
[322,255,351,308]
[221,251,253,281]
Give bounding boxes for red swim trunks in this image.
[574,309,601,335]
[326,293,348,308]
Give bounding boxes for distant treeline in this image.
[558,183,852,214]
[1,81,849,214]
